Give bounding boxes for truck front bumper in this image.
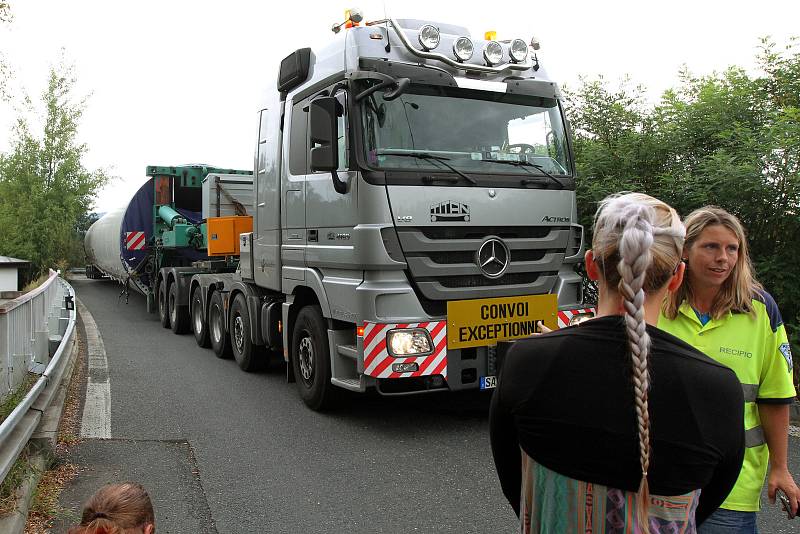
[361,305,595,394]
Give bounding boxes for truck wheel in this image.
[157,279,170,329]
[169,282,190,334]
[230,294,265,372]
[291,305,338,410]
[209,291,232,359]
[191,287,210,348]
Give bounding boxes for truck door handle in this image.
[308,229,318,242]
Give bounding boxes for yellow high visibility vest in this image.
[659,292,796,511]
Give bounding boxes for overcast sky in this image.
[0,0,798,211]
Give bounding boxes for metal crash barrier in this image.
[0,270,76,484]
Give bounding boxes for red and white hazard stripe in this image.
[125,231,146,250]
[362,321,448,380]
[557,307,596,328]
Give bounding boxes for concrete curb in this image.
[0,309,81,534]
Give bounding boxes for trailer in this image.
[84,165,253,313]
[86,12,595,410]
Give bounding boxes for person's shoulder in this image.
[752,288,783,332]
[504,319,607,363]
[653,330,742,399]
[650,326,735,374]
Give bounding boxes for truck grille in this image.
[396,226,568,302]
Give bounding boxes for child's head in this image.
[68,482,155,534]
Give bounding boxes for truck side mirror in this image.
[309,97,339,172]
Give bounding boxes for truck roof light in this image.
[453,37,474,62]
[332,7,364,33]
[483,41,503,66]
[484,31,497,41]
[509,39,528,63]
[418,24,440,51]
[347,7,364,23]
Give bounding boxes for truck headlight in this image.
[453,37,474,61]
[418,25,440,51]
[387,328,433,357]
[483,41,503,66]
[569,312,594,325]
[509,39,528,62]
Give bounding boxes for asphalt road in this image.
[57,277,800,533]
[58,277,515,533]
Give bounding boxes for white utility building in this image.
[0,256,31,292]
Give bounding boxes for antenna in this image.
[383,0,391,53]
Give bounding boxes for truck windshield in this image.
[361,84,571,177]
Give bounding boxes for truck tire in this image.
[169,282,190,334]
[209,291,232,359]
[230,294,265,372]
[157,279,170,329]
[291,305,338,411]
[191,287,210,348]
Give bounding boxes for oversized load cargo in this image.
[84,178,155,286]
[84,166,253,294]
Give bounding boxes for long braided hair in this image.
[592,193,685,532]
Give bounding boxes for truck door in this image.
[304,88,358,262]
[281,98,308,282]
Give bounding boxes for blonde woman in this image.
[490,193,744,532]
[659,207,798,533]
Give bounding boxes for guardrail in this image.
[0,271,76,485]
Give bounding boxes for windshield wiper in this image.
[477,159,565,189]
[379,152,478,185]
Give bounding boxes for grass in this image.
[21,274,49,293]
[0,372,39,424]
[0,445,34,516]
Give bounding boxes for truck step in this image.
[331,377,365,392]
[337,344,358,360]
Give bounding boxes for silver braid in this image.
[593,193,685,533]
[616,205,654,532]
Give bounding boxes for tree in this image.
[0,60,110,274]
[0,1,11,100]
[565,39,800,388]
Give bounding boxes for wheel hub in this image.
[298,336,314,382]
[233,316,245,353]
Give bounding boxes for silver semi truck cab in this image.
[228,16,593,409]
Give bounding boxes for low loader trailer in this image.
[86,11,594,410]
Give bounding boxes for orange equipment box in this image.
[207,216,253,256]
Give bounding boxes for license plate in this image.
[447,294,558,350]
[480,376,497,390]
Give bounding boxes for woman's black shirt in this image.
[489,316,745,525]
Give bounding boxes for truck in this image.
[85,12,594,410]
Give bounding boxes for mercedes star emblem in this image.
[476,237,510,279]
